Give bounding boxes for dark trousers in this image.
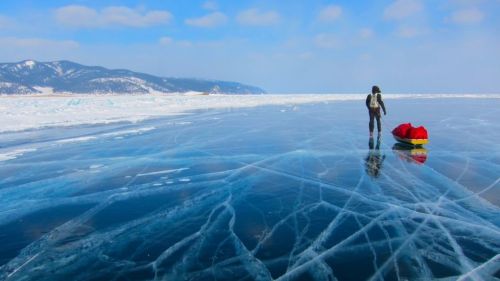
[369,107,381,133]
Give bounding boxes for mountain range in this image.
[0,60,265,95]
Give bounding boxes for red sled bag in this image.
[391,123,412,138]
[407,126,428,139]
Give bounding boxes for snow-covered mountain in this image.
[0,60,266,95]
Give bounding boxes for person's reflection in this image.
[365,136,385,178]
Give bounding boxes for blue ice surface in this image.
[0,98,499,281]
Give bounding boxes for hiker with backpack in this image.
[366,85,387,137]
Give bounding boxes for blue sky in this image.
[0,0,499,93]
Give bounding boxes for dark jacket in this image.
[366,93,386,114]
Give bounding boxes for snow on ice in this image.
[1,93,499,133]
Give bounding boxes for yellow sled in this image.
[393,135,429,146]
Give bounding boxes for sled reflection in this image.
[392,143,428,164]
[365,137,385,178]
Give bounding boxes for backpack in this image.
[369,93,379,108]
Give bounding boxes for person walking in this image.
[366,85,387,137]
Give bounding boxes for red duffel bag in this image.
[391,123,412,138]
[407,126,428,139]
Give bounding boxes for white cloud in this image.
[54,5,172,28]
[0,37,79,49]
[159,37,173,45]
[450,8,484,24]
[237,9,280,26]
[447,0,486,5]
[202,1,218,11]
[396,26,420,38]
[55,5,96,27]
[185,12,228,28]
[102,7,171,27]
[0,15,13,29]
[318,5,342,22]
[359,28,375,39]
[359,53,372,61]
[177,40,193,47]
[384,0,423,20]
[314,33,340,49]
[299,52,314,60]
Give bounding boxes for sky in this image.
[0,0,499,93]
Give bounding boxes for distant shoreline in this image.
[0,94,499,133]
[1,93,500,98]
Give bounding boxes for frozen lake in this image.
[0,97,499,280]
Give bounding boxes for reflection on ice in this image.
[365,137,386,178]
[0,98,499,280]
[392,143,428,165]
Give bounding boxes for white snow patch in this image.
[33,87,55,95]
[56,136,97,143]
[172,122,192,126]
[0,148,37,162]
[24,60,36,69]
[0,94,499,133]
[0,82,15,87]
[102,127,155,138]
[90,77,146,84]
[183,91,206,96]
[137,168,189,177]
[48,62,64,76]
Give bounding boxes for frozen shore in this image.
[0,93,499,133]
